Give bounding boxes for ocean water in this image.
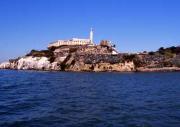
[0,70,180,127]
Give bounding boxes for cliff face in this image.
[0,62,11,69]
[134,47,180,71]
[61,53,135,72]
[0,45,135,72]
[17,56,60,70]
[0,45,180,72]
[66,62,134,72]
[0,56,60,71]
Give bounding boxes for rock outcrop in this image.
[0,44,136,72]
[0,56,60,71]
[61,53,135,72]
[0,45,180,72]
[17,56,60,70]
[0,62,11,69]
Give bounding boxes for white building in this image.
[48,29,94,48]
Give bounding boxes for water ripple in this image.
[0,70,180,127]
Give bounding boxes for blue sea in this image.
[0,70,180,127]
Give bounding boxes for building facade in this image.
[48,29,94,48]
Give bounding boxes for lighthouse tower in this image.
[90,28,93,44]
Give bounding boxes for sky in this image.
[0,0,180,62]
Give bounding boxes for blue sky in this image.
[0,0,180,61]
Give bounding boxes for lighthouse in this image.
[90,28,93,44]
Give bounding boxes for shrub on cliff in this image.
[164,51,174,58]
[158,47,165,54]
[9,57,21,63]
[134,59,144,68]
[158,46,180,55]
[48,46,56,51]
[162,61,173,67]
[122,54,144,68]
[122,54,136,62]
[26,50,53,57]
[26,50,55,63]
[148,51,155,55]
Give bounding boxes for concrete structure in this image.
[48,29,94,48]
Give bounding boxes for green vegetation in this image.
[148,51,155,55]
[122,54,136,62]
[9,57,21,63]
[26,50,53,57]
[48,46,57,51]
[158,46,180,56]
[26,50,55,63]
[121,54,143,67]
[148,46,180,56]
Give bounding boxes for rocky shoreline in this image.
[0,43,180,72]
[136,67,180,72]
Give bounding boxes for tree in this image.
[149,51,155,55]
[158,47,165,54]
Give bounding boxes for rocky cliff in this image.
[0,45,180,72]
[0,56,60,71]
[0,45,135,72]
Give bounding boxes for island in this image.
[0,29,180,72]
